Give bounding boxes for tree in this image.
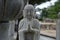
[40,0,60,19]
[46,0,60,19]
[29,0,50,5]
[39,8,48,21]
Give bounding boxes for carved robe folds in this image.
[18,18,40,40]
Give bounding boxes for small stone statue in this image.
[18,4,40,40]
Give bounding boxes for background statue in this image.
[0,0,25,40]
[18,4,40,40]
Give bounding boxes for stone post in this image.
[47,25,50,30]
[56,12,60,40]
[9,20,15,40]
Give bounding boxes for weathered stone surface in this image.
[0,0,24,21]
[0,23,9,40]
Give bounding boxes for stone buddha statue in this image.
[18,4,40,40]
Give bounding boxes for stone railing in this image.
[40,22,56,30]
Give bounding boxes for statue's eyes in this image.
[24,9,34,14]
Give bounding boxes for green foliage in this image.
[46,6,57,19]
[41,8,48,18]
[40,0,60,19]
[55,0,60,12]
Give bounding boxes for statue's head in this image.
[23,4,35,20]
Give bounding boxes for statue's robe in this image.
[18,18,40,40]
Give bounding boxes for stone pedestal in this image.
[0,22,9,40]
[0,20,15,40]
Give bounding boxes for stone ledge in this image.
[40,34,56,39]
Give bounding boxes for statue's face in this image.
[23,5,35,19]
[25,9,34,19]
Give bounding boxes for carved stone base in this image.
[0,22,9,40]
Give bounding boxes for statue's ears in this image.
[23,10,26,18]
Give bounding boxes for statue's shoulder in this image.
[33,19,39,23]
[32,19,40,29]
[19,18,26,24]
[32,19,40,26]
